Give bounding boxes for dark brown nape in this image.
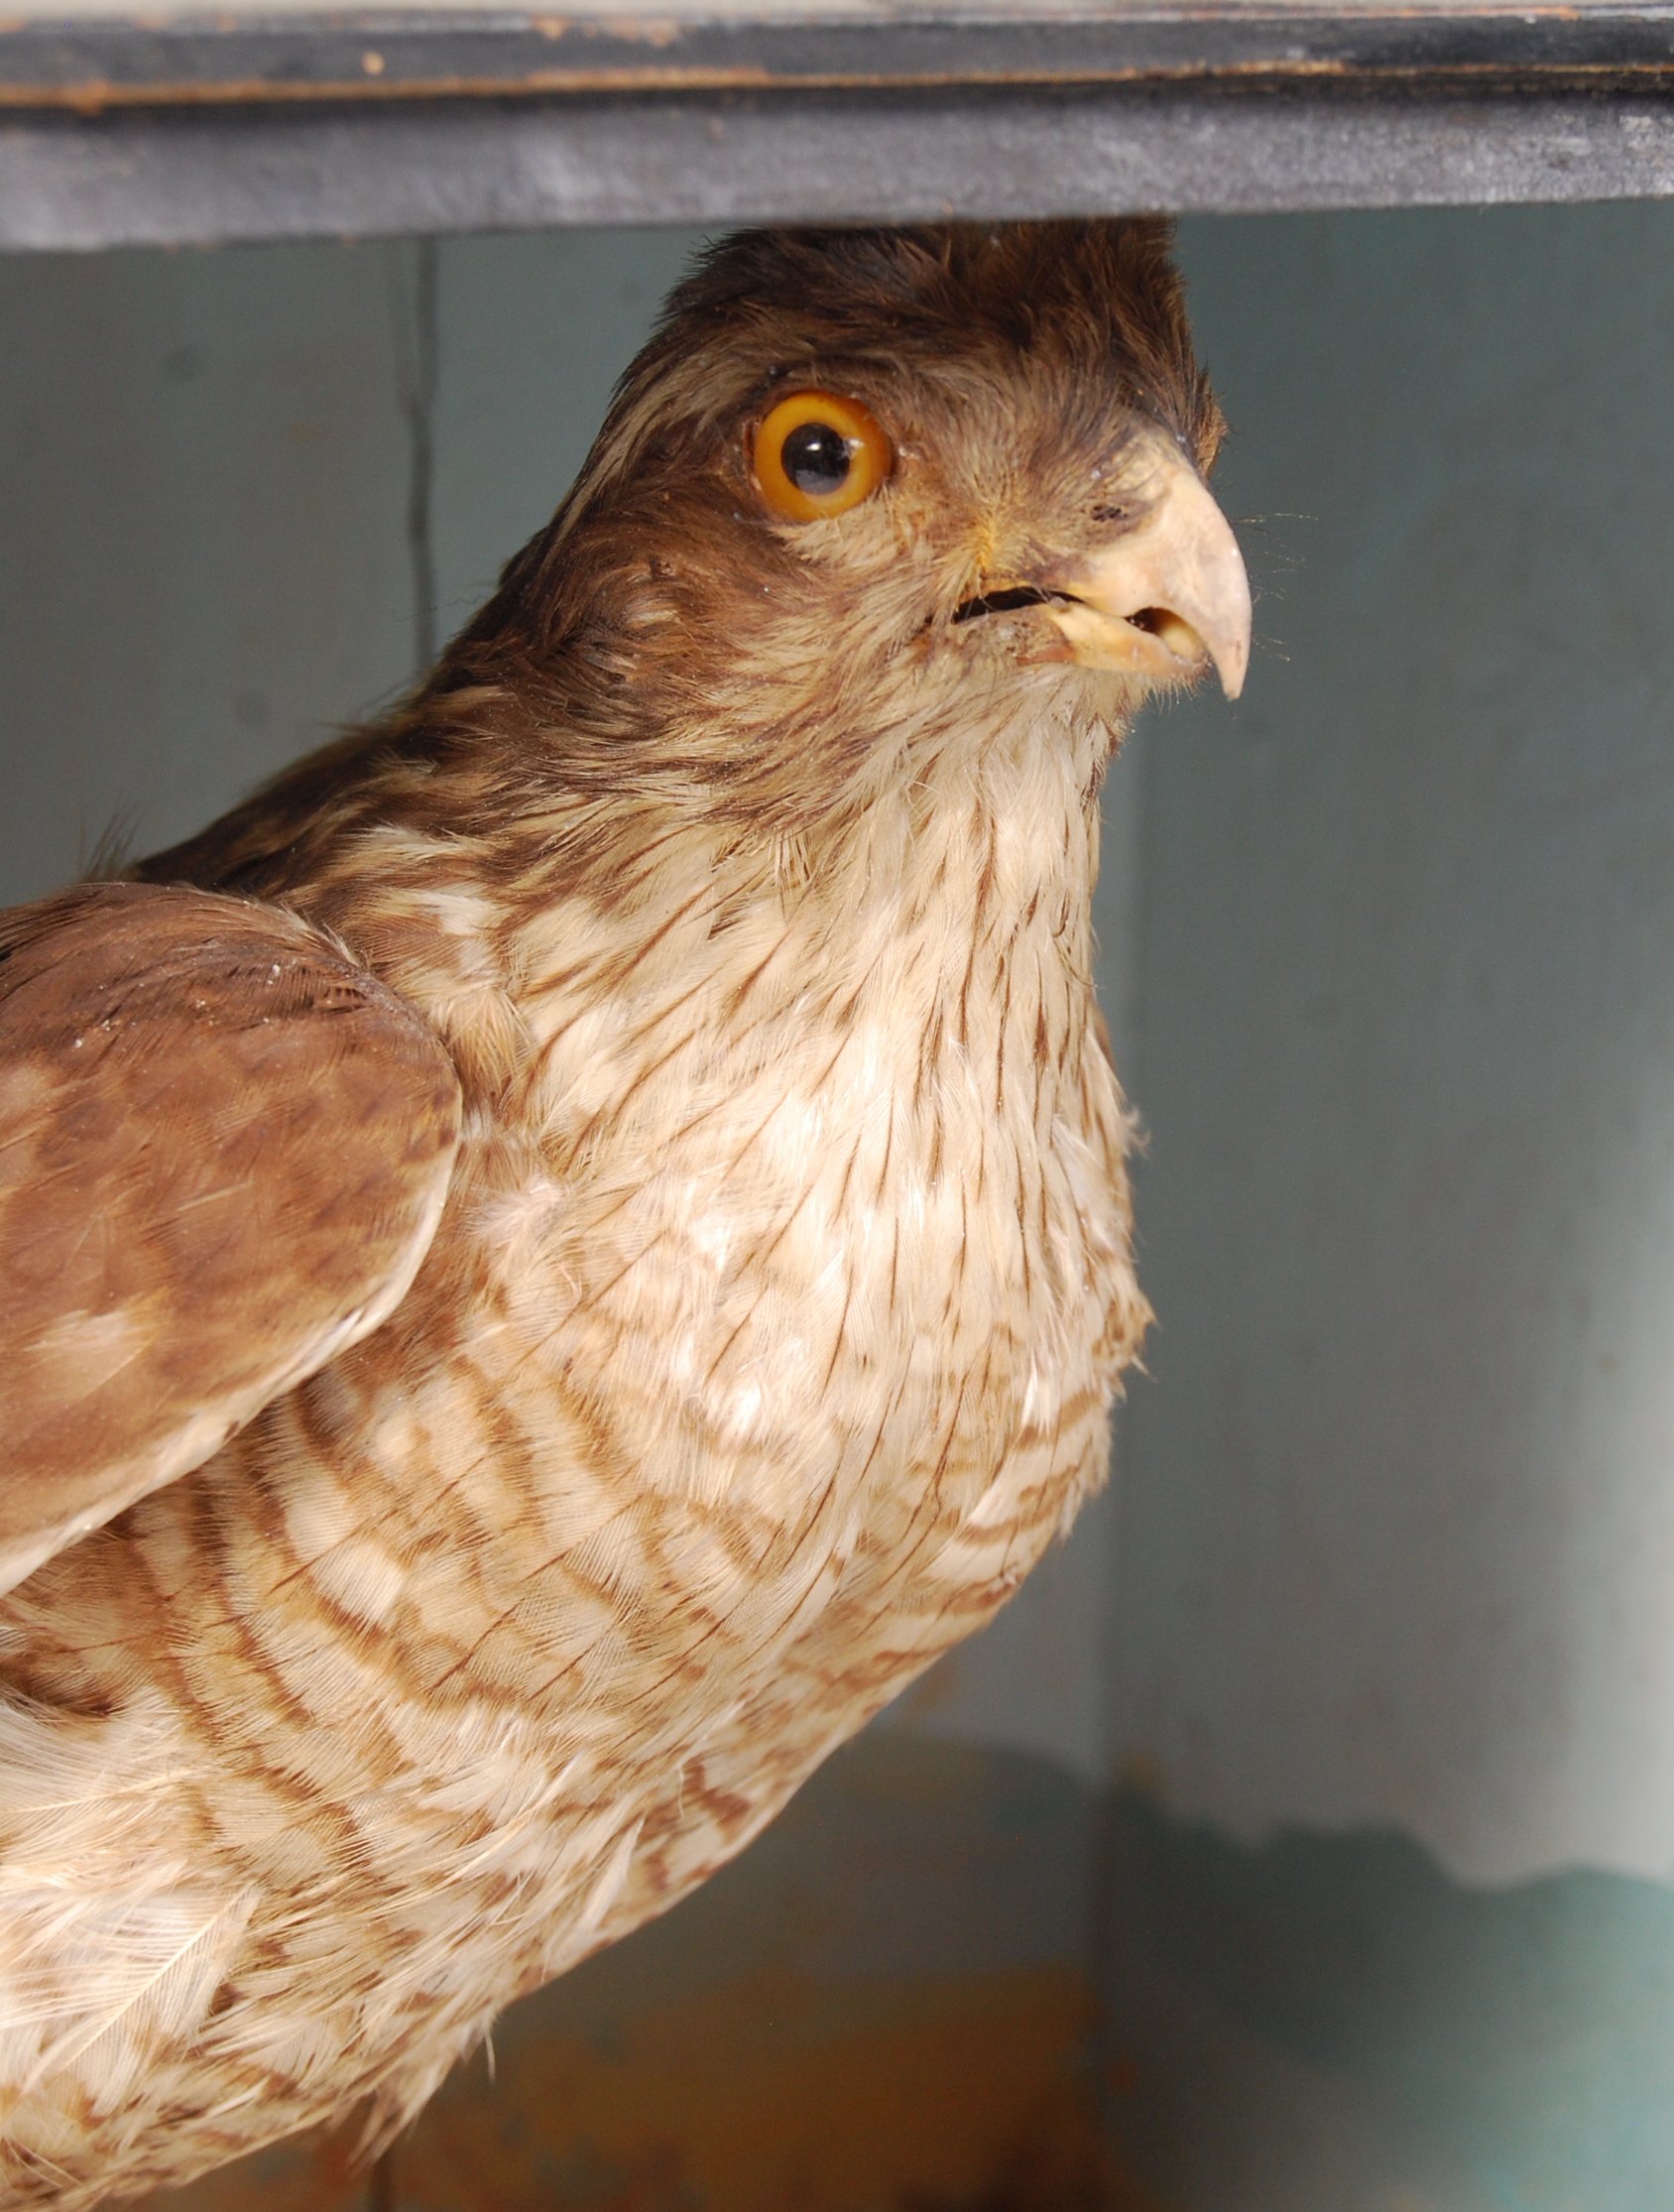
[131,722,420,900]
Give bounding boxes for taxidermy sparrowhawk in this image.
[0,220,1250,2206]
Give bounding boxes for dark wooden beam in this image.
[2,5,1672,248]
[4,5,1674,111]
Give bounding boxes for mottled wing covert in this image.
[0,881,462,1596]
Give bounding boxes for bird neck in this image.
[420,698,1114,1135]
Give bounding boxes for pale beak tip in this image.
[1208,556,1254,702]
[1053,454,1254,708]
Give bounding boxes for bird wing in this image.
[0,881,462,1596]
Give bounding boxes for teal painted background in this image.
[1116,206,1674,1890]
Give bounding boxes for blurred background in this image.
[7,204,1674,2209]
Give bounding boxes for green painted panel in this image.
[1104,1788,1674,2211]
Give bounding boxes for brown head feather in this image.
[143,220,1221,906]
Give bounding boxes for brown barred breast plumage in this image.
[0,220,1250,2206]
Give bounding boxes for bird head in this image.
[444,221,1248,833]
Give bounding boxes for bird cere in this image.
[0,221,1250,2206]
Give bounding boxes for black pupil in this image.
[781,421,852,495]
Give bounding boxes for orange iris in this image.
[751,390,893,523]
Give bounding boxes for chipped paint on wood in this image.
[5,5,1674,115]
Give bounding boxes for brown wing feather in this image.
[0,881,462,1595]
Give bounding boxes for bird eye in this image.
[751,390,892,523]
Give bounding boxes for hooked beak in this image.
[1033,448,1251,700]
